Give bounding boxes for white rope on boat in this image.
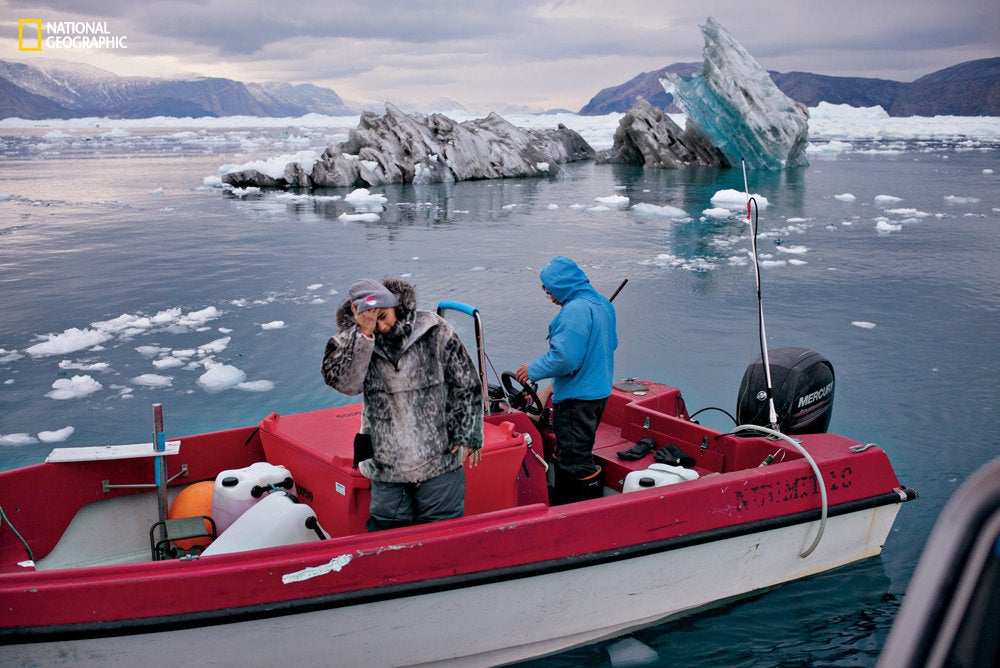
[732,424,828,558]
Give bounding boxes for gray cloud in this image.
[3,0,997,111]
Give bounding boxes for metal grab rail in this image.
[436,301,489,414]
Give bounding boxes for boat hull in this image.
[0,501,901,667]
[0,380,914,666]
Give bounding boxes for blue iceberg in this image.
[661,17,809,170]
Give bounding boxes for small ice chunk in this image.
[0,433,38,446]
[132,374,173,388]
[237,380,275,392]
[46,375,103,400]
[38,426,75,443]
[875,195,904,205]
[26,328,112,357]
[631,202,689,219]
[595,195,629,207]
[197,363,247,393]
[606,637,659,667]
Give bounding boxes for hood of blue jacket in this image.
[540,256,594,304]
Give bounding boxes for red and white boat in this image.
[0,302,915,667]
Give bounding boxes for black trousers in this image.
[551,396,608,479]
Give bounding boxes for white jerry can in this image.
[211,462,294,533]
[202,491,327,556]
[623,463,699,493]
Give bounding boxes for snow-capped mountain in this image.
[0,58,353,119]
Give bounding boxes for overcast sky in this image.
[3,0,998,112]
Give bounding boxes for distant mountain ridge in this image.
[580,57,1000,117]
[0,58,353,119]
[1,56,997,121]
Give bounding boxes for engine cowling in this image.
[737,347,835,434]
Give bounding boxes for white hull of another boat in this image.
[1,504,900,667]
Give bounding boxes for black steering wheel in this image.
[501,371,544,417]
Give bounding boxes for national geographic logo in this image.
[18,19,128,51]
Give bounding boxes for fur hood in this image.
[335,276,418,332]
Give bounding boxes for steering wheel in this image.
[501,371,544,417]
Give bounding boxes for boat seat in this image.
[150,515,217,560]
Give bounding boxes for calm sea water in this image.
[1,119,998,666]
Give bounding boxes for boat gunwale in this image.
[1,486,916,643]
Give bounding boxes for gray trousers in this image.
[366,466,466,531]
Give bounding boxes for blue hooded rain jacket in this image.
[527,257,618,403]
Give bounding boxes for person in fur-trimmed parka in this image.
[321,276,483,531]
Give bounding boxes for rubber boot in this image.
[572,466,603,502]
[550,465,603,505]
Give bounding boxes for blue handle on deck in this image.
[437,300,478,316]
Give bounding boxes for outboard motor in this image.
[737,347,835,434]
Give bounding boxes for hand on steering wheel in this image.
[501,371,544,417]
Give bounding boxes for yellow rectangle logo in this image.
[18,18,43,51]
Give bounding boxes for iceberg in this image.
[661,17,809,170]
[604,97,725,168]
[223,104,594,189]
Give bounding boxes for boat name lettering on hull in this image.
[733,465,854,510]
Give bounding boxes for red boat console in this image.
[259,407,531,536]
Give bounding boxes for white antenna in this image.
[743,160,779,428]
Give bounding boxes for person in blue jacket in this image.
[516,256,618,504]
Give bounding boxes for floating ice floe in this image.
[702,207,734,219]
[236,380,275,392]
[38,426,74,443]
[152,357,185,370]
[197,337,231,355]
[0,433,37,447]
[834,193,857,202]
[132,374,173,388]
[643,253,718,272]
[876,219,903,234]
[777,245,809,254]
[25,328,112,358]
[260,321,286,330]
[631,202,690,220]
[46,375,103,400]
[344,188,388,211]
[227,186,262,198]
[606,636,659,667]
[711,188,769,209]
[197,363,247,393]
[853,321,877,329]
[136,345,170,358]
[57,359,109,372]
[875,194,904,206]
[944,195,980,204]
[595,195,629,208]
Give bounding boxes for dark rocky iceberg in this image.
[602,97,726,168]
[223,104,594,189]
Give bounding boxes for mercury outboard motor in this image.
[737,347,835,434]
